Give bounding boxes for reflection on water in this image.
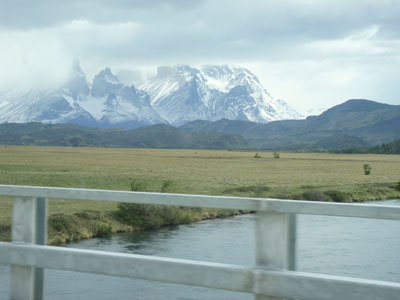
[0,200,399,299]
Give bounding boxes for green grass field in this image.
[0,146,399,243]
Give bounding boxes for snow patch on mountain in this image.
[0,62,303,128]
[0,63,166,128]
[0,101,9,109]
[76,95,107,120]
[140,64,303,125]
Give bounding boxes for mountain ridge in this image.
[179,99,400,149]
[140,64,302,125]
[0,99,398,151]
[0,63,301,128]
[0,122,248,149]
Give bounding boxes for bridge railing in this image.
[0,184,399,300]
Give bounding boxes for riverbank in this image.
[0,146,399,244]
[1,182,399,245]
[50,207,245,244]
[45,183,400,244]
[0,204,245,244]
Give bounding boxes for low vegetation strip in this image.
[333,139,400,154]
[0,146,399,244]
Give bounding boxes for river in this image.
[1,200,399,299]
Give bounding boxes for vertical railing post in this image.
[10,197,47,300]
[255,212,296,300]
[34,198,47,300]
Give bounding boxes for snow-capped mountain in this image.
[0,63,302,128]
[139,65,303,125]
[78,67,165,127]
[0,62,165,128]
[0,61,97,126]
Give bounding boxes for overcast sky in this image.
[0,0,399,112]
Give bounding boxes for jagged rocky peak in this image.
[0,62,303,129]
[199,64,263,94]
[201,64,242,77]
[139,64,302,125]
[63,60,90,99]
[174,64,199,75]
[202,65,258,79]
[91,67,123,97]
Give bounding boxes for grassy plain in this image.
[0,146,399,242]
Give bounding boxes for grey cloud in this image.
[2,0,400,48]
[0,0,205,28]
[1,0,399,109]
[2,0,400,61]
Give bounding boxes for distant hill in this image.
[0,123,248,149]
[180,99,400,150]
[311,134,370,151]
[369,139,400,154]
[1,99,399,151]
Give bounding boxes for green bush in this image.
[116,203,190,229]
[92,224,113,238]
[118,178,186,229]
[116,203,148,227]
[160,180,174,193]
[130,179,147,191]
[302,190,332,202]
[273,152,280,159]
[254,153,261,158]
[363,164,371,175]
[48,214,81,241]
[395,180,400,191]
[0,224,11,242]
[116,178,242,230]
[323,190,352,203]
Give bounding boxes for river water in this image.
[1,200,399,299]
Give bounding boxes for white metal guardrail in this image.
[0,184,399,300]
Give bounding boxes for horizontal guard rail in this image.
[0,184,399,220]
[1,242,399,300]
[1,184,399,299]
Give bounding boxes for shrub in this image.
[48,214,81,241]
[302,190,332,202]
[363,164,371,175]
[92,224,113,238]
[130,179,147,191]
[254,153,261,158]
[120,180,180,229]
[324,190,352,203]
[273,152,280,159]
[116,203,189,229]
[0,224,11,241]
[395,180,400,191]
[160,180,174,193]
[116,203,149,228]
